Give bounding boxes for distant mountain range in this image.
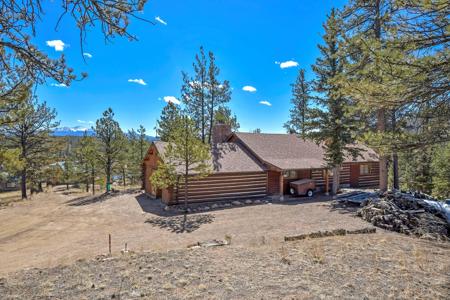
[52,126,95,137]
[52,126,158,141]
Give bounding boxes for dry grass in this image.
[0,187,449,299]
[0,234,449,299]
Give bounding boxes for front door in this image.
[350,164,359,187]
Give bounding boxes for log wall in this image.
[170,172,268,205]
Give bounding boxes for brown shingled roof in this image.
[153,141,265,174]
[232,132,379,170]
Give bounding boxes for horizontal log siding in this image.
[357,162,380,187]
[267,171,281,195]
[173,172,267,204]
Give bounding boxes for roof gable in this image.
[232,132,378,170]
[151,141,265,173]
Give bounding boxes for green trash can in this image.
[106,183,112,192]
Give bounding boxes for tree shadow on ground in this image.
[66,189,140,206]
[145,214,215,233]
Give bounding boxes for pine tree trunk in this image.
[377,109,388,192]
[106,158,111,192]
[122,168,126,188]
[393,152,399,190]
[21,169,27,199]
[332,166,340,195]
[92,167,95,195]
[208,94,214,145]
[391,110,399,190]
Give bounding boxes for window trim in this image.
[360,164,370,175]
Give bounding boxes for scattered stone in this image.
[232,201,242,206]
[284,227,376,241]
[254,200,262,204]
[211,204,218,209]
[203,206,210,211]
[164,206,170,211]
[245,200,253,204]
[224,203,231,207]
[187,239,230,249]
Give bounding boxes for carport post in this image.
[279,173,284,200]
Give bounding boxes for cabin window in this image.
[283,170,297,178]
[360,164,370,175]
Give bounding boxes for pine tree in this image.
[156,102,181,142]
[74,131,99,194]
[340,0,394,191]
[151,115,211,214]
[214,106,240,131]
[432,143,450,199]
[181,47,209,143]
[206,51,232,144]
[284,69,313,138]
[94,108,125,192]
[309,8,358,195]
[181,47,232,144]
[0,89,59,198]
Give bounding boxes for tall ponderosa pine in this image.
[181,47,232,144]
[285,9,357,195]
[182,47,209,143]
[94,108,125,192]
[0,89,59,198]
[74,131,99,194]
[156,102,181,142]
[206,51,231,144]
[340,0,394,191]
[284,69,313,138]
[151,115,211,213]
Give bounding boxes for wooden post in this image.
[325,170,329,196]
[279,172,284,200]
[108,234,111,255]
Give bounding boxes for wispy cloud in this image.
[83,52,93,58]
[77,120,94,124]
[242,85,257,93]
[128,79,147,86]
[155,16,167,25]
[50,83,68,88]
[259,100,272,106]
[163,96,181,105]
[276,60,299,69]
[46,40,66,51]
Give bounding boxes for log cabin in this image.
[142,124,379,205]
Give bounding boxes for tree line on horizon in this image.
[0,0,449,200]
[0,91,150,198]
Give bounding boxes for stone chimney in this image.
[212,123,232,144]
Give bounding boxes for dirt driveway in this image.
[0,189,371,275]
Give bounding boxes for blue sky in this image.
[35,0,345,135]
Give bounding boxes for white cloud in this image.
[77,120,94,124]
[259,100,272,106]
[50,83,67,88]
[163,96,181,105]
[128,79,147,86]
[155,16,167,25]
[46,40,66,51]
[242,85,257,93]
[278,60,299,69]
[83,52,93,58]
